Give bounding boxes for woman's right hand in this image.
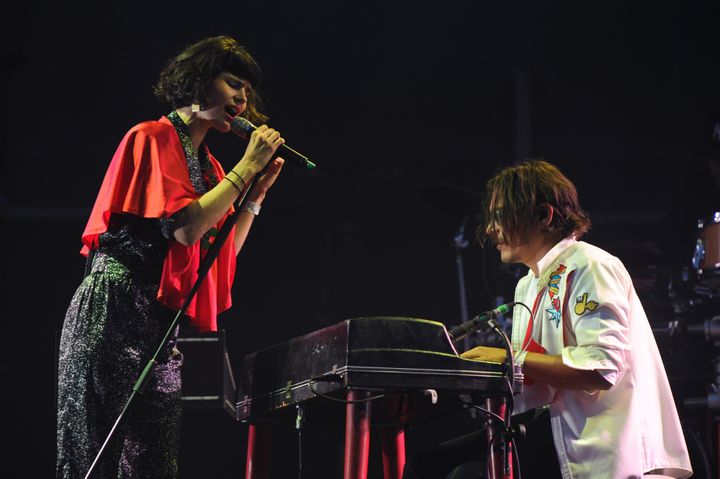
[173,125,284,246]
[239,125,285,175]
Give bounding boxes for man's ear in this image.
[537,204,554,226]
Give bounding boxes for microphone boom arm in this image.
[448,302,515,343]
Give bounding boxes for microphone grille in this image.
[230,116,257,138]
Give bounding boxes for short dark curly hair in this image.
[153,35,268,124]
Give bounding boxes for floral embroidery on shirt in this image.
[546,264,567,328]
[546,298,562,327]
[574,292,599,315]
[547,264,566,296]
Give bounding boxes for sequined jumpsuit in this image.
[56,112,219,478]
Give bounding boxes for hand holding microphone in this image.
[231,116,316,171]
[242,124,286,175]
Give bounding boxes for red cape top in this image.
[81,116,236,331]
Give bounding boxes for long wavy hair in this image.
[153,35,268,124]
[476,159,591,246]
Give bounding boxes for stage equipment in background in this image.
[452,214,472,350]
[655,210,720,479]
[692,212,720,299]
[178,329,236,413]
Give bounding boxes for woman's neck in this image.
[175,108,209,149]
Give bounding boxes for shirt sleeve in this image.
[560,257,632,385]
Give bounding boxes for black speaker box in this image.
[178,329,236,417]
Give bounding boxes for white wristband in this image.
[242,201,261,216]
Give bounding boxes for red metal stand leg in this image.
[246,423,271,479]
[381,425,405,479]
[485,397,513,479]
[344,389,372,479]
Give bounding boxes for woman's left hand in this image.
[250,158,285,201]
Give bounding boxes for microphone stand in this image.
[84,175,261,479]
[452,214,471,351]
[485,318,517,479]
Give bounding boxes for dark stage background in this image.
[3,1,720,477]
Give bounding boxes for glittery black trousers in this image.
[56,254,183,479]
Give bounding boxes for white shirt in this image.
[511,238,693,479]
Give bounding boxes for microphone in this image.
[448,302,515,342]
[230,116,316,170]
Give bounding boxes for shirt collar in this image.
[535,236,576,278]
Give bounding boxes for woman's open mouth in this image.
[224,105,240,122]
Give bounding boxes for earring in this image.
[191,103,200,112]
